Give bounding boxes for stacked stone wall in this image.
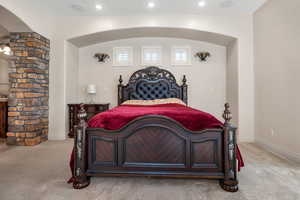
[6,32,49,146]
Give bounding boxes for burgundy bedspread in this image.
[68,103,244,184]
[88,103,223,131]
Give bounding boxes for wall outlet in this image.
[270,128,275,136]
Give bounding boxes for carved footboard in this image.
[86,116,223,176]
[73,103,238,192]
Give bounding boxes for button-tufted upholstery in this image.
[118,66,187,105]
[130,80,178,100]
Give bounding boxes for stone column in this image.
[6,32,50,146]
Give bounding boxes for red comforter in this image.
[68,103,244,184]
[88,103,223,131]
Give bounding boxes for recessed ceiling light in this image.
[220,0,234,8]
[71,4,85,12]
[198,1,206,7]
[95,4,103,10]
[147,2,155,8]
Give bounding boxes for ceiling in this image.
[27,0,267,16]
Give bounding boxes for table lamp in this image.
[87,84,96,103]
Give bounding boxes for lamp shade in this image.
[87,84,96,94]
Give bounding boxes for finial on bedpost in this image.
[220,102,238,192]
[223,103,232,124]
[119,75,123,85]
[181,75,188,105]
[73,103,90,189]
[182,75,187,86]
[78,104,87,122]
[118,75,124,106]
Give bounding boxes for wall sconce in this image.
[94,53,110,63]
[0,44,12,56]
[195,52,211,62]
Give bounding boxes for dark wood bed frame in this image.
[73,66,239,192]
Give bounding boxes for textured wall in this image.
[7,32,50,146]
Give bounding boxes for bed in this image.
[72,66,240,192]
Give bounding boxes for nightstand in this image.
[68,103,110,138]
[0,101,8,138]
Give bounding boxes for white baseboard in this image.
[255,139,300,164]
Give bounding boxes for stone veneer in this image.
[6,32,50,146]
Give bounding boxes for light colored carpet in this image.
[0,140,299,200]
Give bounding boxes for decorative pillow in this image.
[122,98,186,106]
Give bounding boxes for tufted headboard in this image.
[118,66,188,105]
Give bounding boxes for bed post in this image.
[118,75,124,105]
[182,75,188,105]
[73,104,90,189]
[220,103,238,192]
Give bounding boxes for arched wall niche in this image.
[65,27,239,139]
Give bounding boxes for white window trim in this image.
[141,46,162,66]
[113,47,133,67]
[171,46,192,66]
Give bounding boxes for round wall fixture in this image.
[147,2,155,8]
[96,4,103,11]
[198,1,206,7]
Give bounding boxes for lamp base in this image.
[87,94,96,104]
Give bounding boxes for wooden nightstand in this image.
[0,101,8,138]
[68,103,110,138]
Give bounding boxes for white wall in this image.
[64,41,79,138]
[65,41,79,104]
[254,0,300,161]
[78,37,226,119]
[226,40,239,130]
[0,57,9,96]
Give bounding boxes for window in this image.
[113,47,133,66]
[142,46,162,65]
[171,46,191,66]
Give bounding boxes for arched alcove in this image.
[65,27,239,139]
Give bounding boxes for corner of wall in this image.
[255,138,300,164]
